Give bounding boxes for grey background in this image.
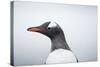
[13,1,97,66]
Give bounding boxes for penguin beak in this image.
[27,26,41,32]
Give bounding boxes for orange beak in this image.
[27,27,41,32]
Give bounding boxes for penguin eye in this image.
[47,27,51,30]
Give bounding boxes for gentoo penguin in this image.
[27,21,78,64]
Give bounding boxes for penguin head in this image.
[27,21,62,39]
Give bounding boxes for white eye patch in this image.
[48,22,57,28]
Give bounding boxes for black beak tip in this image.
[27,28,31,31]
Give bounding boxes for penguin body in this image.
[46,49,77,64]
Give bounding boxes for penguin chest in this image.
[46,49,77,64]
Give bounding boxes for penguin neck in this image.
[50,32,71,52]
